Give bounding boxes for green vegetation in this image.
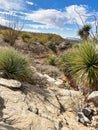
[78,24,91,40]
[0,48,31,82]
[58,41,98,90]
[20,31,63,43]
[1,13,23,46]
[21,32,32,41]
[47,55,57,66]
[47,42,57,53]
[2,29,19,46]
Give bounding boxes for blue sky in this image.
[0,0,98,38]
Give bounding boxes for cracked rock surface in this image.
[0,74,97,130]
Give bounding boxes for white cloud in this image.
[26,5,89,29]
[65,5,89,25]
[26,9,66,28]
[26,1,34,5]
[0,0,24,11]
[23,28,41,32]
[0,16,10,26]
[28,24,55,29]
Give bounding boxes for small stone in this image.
[82,107,93,120]
[28,103,38,114]
[78,112,91,125]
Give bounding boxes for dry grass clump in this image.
[35,64,62,79]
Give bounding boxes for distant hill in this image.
[65,37,81,43]
[20,31,64,43]
[0,25,73,53]
[0,24,12,30]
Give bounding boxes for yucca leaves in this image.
[0,48,31,82]
[59,41,98,89]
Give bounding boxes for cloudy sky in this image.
[0,0,98,38]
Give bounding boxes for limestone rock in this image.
[78,112,91,125]
[54,79,65,88]
[28,102,38,114]
[0,77,94,130]
[87,91,98,106]
[11,112,56,130]
[55,90,82,111]
[44,74,56,83]
[0,78,21,88]
[56,89,81,97]
[0,122,16,130]
[0,85,56,130]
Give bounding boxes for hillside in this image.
[0,27,73,60]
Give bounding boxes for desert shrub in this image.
[72,43,80,48]
[31,73,48,88]
[47,55,57,66]
[58,41,98,90]
[47,42,57,53]
[0,47,31,82]
[2,29,19,46]
[35,64,62,79]
[57,49,72,78]
[59,41,72,51]
[21,32,32,42]
[1,13,23,46]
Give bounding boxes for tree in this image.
[78,24,91,40]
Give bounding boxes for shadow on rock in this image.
[0,97,5,118]
[0,123,18,130]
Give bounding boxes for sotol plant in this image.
[0,47,31,82]
[58,42,98,90]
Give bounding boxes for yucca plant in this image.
[0,47,31,82]
[78,24,91,40]
[70,42,98,89]
[64,41,98,90]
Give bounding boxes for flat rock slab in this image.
[0,78,21,88]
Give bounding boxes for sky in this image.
[0,0,98,38]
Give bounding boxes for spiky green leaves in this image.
[0,48,31,82]
[58,42,98,89]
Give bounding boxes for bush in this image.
[35,64,61,79]
[48,42,57,53]
[21,32,32,42]
[0,47,31,82]
[47,55,57,66]
[2,29,19,46]
[57,49,72,77]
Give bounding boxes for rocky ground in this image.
[0,65,97,130]
[0,35,97,130]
